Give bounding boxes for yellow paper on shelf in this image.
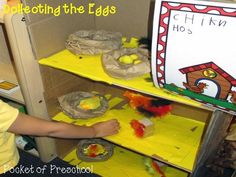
[63,146,188,177]
[39,49,208,110]
[54,95,205,172]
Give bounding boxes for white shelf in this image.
[0,62,24,104]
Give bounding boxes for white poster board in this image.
[151,0,236,114]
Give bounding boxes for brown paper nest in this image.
[65,30,122,55]
[58,91,109,119]
[77,139,114,162]
[102,48,151,79]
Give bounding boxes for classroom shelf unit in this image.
[37,48,233,177]
[5,0,234,176]
[39,50,209,172]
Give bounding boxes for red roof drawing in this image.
[179,62,236,86]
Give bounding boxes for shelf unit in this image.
[38,51,214,176]
[9,0,234,176]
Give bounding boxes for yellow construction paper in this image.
[39,49,210,110]
[63,146,188,177]
[54,95,205,172]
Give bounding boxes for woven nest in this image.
[65,30,122,55]
[102,48,151,79]
[77,139,114,162]
[58,91,109,119]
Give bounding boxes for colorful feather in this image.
[124,91,172,118]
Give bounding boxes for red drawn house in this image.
[179,62,236,100]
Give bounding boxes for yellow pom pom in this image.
[119,55,134,64]
[130,54,138,60]
[133,59,142,65]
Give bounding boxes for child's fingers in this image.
[109,119,120,129]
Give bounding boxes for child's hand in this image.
[92,119,120,137]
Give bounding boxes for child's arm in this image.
[8,113,120,138]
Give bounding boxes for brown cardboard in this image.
[94,0,152,38]
[171,103,211,123]
[28,13,95,59]
[22,0,153,59]
[0,24,11,64]
[40,66,89,116]
[55,139,78,159]
[23,0,94,24]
